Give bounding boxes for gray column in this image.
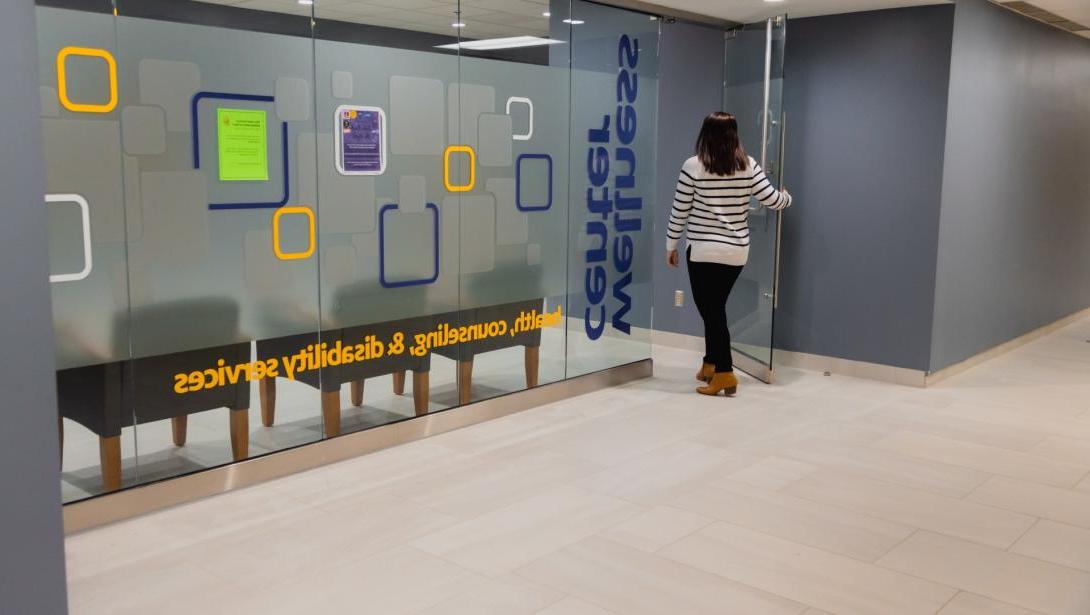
[0,1,70,613]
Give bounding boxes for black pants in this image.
[686,248,744,373]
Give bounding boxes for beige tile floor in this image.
[66,317,1090,614]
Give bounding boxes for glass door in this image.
[722,15,786,383]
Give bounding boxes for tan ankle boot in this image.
[697,371,738,396]
[695,362,714,382]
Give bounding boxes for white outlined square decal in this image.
[45,194,92,283]
[505,96,533,141]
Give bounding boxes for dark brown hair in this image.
[696,111,749,176]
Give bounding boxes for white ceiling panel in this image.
[195,0,1088,40]
[653,0,1088,36]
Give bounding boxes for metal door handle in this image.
[772,110,786,310]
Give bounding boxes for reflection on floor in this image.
[66,317,1090,614]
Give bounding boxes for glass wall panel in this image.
[449,2,570,404]
[311,1,462,435]
[113,0,323,486]
[722,17,786,377]
[38,0,132,501]
[566,0,659,377]
[39,0,663,504]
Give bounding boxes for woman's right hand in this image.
[667,249,679,268]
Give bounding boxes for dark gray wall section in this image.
[930,0,1090,371]
[774,6,955,370]
[0,0,69,613]
[652,19,726,338]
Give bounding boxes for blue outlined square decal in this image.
[378,202,440,288]
[191,91,289,210]
[515,153,553,212]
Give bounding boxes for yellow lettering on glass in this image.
[172,305,564,394]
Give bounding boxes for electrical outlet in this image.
[674,290,684,307]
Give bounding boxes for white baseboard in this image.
[651,304,1090,389]
[648,329,773,382]
[652,329,926,387]
[925,305,1090,387]
[776,349,927,388]
[651,328,705,353]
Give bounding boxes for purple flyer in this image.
[336,106,385,175]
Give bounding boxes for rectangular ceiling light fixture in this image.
[436,36,566,51]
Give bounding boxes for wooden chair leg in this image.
[524,345,540,389]
[392,370,406,396]
[321,390,341,438]
[412,371,429,416]
[457,358,473,405]
[171,416,188,447]
[351,380,364,407]
[99,436,121,492]
[229,408,248,461]
[259,376,276,427]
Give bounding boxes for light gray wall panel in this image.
[0,0,68,612]
[775,6,955,371]
[930,0,1090,371]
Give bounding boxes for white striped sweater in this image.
[666,155,791,266]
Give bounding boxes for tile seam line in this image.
[876,527,1090,583]
[666,520,959,607]
[782,473,1037,550]
[551,529,813,613]
[674,475,923,548]
[875,428,1090,472]
[777,447,990,500]
[508,567,617,615]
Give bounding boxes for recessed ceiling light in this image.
[436,36,566,51]
[452,22,467,28]
[297,0,313,4]
[543,11,551,17]
[563,18,585,25]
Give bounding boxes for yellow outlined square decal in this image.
[272,206,316,261]
[56,46,118,114]
[444,145,476,193]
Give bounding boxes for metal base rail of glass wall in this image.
[37,0,786,528]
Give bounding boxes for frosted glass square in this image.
[478,113,513,167]
[390,76,444,155]
[138,59,200,131]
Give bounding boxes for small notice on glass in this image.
[216,107,269,182]
[335,105,386,176]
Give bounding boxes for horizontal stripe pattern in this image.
[665,156,791,260]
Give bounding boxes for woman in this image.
[666,111,792,396]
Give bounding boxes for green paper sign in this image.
[216,107,269,181]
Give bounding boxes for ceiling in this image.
[198,0,553,38]
[198,0,1089,40]
[649,0,1088,37]
[654,0,944,23]
[1001,0,1090,38]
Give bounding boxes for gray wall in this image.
[774,6,955,371]
[652,19,726,338]
[0,0,69,613]
[930,0,1090,371]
